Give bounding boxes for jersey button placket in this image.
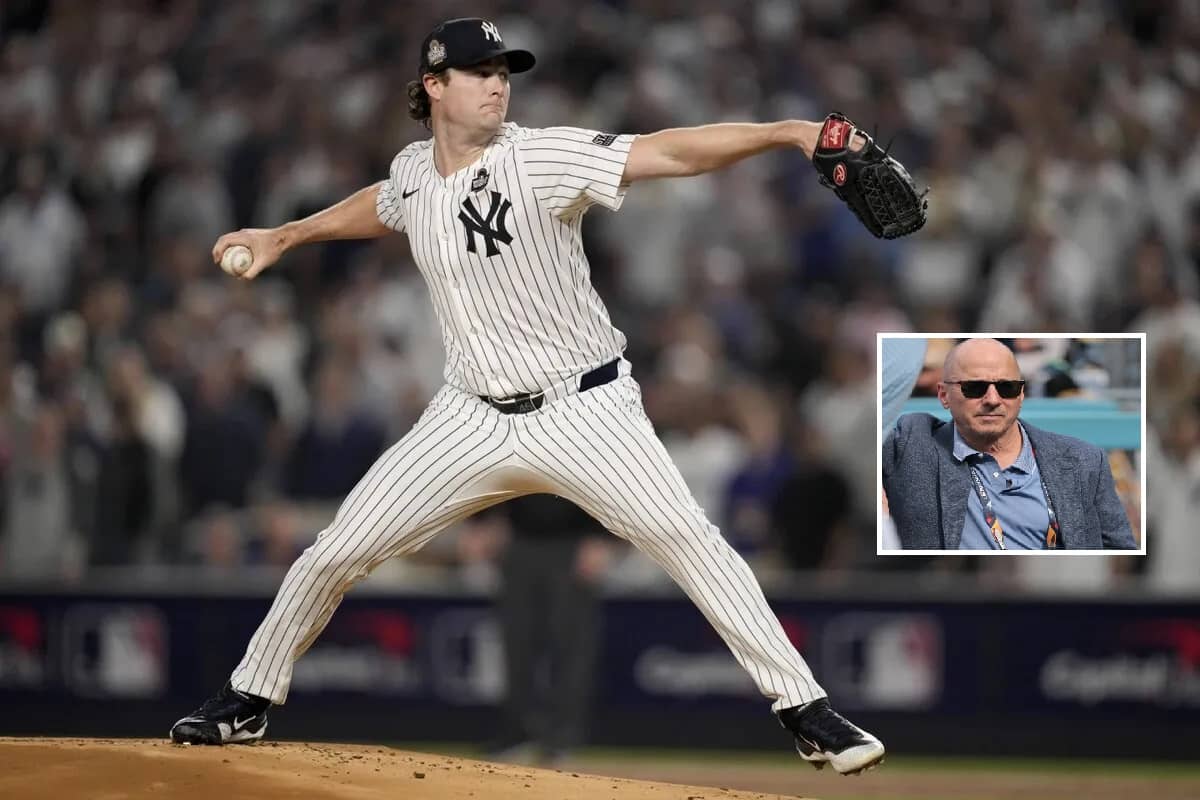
[441,189,485,370]
[437,203,470,343]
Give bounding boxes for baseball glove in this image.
[812,112,928,239]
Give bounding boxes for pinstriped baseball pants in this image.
[230,373,826,711]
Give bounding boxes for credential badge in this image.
[427,39,446,67]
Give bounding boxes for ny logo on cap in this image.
[481,21,502,42]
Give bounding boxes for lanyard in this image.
[1032,446,1061,548]
[966,463,1005,549]
[966,451,1061,550]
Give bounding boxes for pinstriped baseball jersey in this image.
[376,123,635,398]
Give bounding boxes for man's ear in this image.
[423,72,446,100]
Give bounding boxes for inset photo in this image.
[878,335,1144,554]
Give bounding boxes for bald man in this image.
[882,338,1136,550]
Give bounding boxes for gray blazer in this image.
[882,413,1137,550]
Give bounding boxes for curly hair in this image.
[406,72,449,129]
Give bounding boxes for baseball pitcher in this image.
[171,17,926,775]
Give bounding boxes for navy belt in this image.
[480,359,620,414]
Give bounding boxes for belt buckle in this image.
[491,392,544,414]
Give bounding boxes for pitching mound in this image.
[0,738,808,800]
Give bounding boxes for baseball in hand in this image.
[220,245,253,276]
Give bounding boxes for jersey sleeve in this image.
[517,127,635,218]
[375,153,407,233]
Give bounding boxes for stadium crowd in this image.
[0,0,1196,593]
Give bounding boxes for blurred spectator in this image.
[247,500,308,569]
[190,506,245,570]
[0,403,86,581]
[228,344,286,482]
[1124,229,1200,363]
[242,280,310,429]
[0,152,84,317]
[147,142,234,250]
[1146,400,1200,591]
[895,121,985,313]
[797,338,876,525]
[770,420,854,570]
[1146,337,1200,433]
[725,383,793,556]
[650,327,745,524]
[283,356,386,501]
[90,395,153,566]
[602,172,718,309]
[1187,198,1200,284]
[1040,129,1141,304]
[105,342,185,462]
[37,311,107,432]
[979,210,1097,331]
[344,245,444,433]
[79,277,134,368]
[179,353,265,515]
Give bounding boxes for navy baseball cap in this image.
[419,18,536,75]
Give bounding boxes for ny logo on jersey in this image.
[459,191,513,257]
[481,21,502,42]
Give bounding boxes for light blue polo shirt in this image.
[953,423,1052,550]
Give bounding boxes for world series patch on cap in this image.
[419,18,536,75]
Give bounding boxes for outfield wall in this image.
[0,587,1195,758]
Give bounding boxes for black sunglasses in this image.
[944,379,1025,399]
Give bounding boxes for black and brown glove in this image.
[811,112,928,239]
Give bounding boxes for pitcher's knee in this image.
[639,516,720,549]
[302,540,361,581]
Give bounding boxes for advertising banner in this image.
[0,592,1195,724]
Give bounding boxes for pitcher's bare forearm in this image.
[212,183,393,279]
[623,121,823,183]
[278,183,392,251]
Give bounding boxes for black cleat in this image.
[169,681,270,745]
[778,698,885,775]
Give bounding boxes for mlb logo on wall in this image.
[291,608,421,695]
[61,604,166,698]
[820,613,943,709]
[428,608,505,704]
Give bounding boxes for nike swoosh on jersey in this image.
[402,188,420,199]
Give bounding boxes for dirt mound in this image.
[0,738,807,800]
